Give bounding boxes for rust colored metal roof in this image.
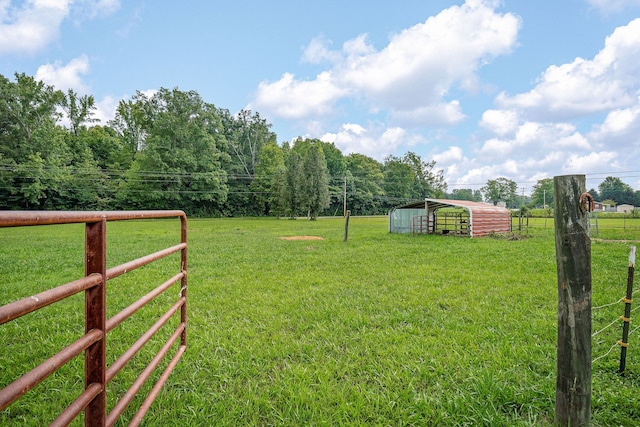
[395,198,508,212]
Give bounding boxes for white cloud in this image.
[478,119,589,158]
[587,0,640,14]
[497,18,640,121]
[74,0,120,19]
[0,0,120,55]
[321,122,419,160]
[391,101,465,127]
[562,151,618,173]
[433,146,464,164]
[599,107,638,134]
[0,0,71,55]
[480,109,519,136]
[251,0,520,130]
[589,100,640,146]
[301,36,341,64]
[251,71,347,119]
[94,95,118,124]
[35,54,91,93]
[585,99,640,175]
[453,163,502,188]
[339,0,519,113]
[479,137,512,156]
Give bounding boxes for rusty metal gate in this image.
[0,211,187,426]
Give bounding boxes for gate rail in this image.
[0,210,187,426]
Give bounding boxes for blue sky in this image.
[2,0,640,194]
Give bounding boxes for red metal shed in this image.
[388,199,511,237]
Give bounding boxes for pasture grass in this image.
[1,216,639,425]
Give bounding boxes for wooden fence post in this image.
[554,175,591,426]
[344,210,351,242]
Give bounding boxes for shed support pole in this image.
[553,174,591,427]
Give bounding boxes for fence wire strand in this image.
[592,317,622,338]
[592,297,623,311]
[593,342,620,364]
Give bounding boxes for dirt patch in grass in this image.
[279,236,324,241]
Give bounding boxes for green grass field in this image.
[1,216,640,426]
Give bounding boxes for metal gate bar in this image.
[0,210,187,426]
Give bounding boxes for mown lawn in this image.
[1,216,639,426]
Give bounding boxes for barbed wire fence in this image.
[592,246,639,372]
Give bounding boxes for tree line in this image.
[0,73,451,217]
[2,73,637,217]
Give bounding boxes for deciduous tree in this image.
[449,188,482,202]
[531,178,553,208]
[283,152,304,218]
[403,151,447,199]
[302,142,330,220]
[250,141,285,215]
[117,88,228,215]
[345,153,384,215]
[598,176,635,205]
[383,155,414,208]
[481,177,517,207]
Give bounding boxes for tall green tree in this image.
[0,73,95,209]
[117,88,228,215]
[345,153,384,215]
[449,188,482,202]
[283,152,304,218]
[382,155,414,208]
[598,176,635,205]
[61,89,98,136]
[219,109,277,215]
[318,141,346,215]
[110,95,149,161]
[250,141,285,215]
[403,151,447,199]
[0,73,63,162]
[531,178,553,208]
[481,177,518,207]
[302,142,330,220]
[81,125,132,171]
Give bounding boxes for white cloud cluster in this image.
[0,0,71,55]
[496,18,640,121]
[251,0,520,154]
[0,1,122,126]
[253,1,640,190]
[253,71,347,119]
[35,54,91,93]
[321,123,418,159]
[445,17,640,190]
[0,0,120,55]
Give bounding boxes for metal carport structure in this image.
[389,199,511,237]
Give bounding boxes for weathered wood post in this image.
[344,210,351,242]
[554,174,592,426]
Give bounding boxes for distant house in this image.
[617,204,636,213]
[389,199,511,237]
